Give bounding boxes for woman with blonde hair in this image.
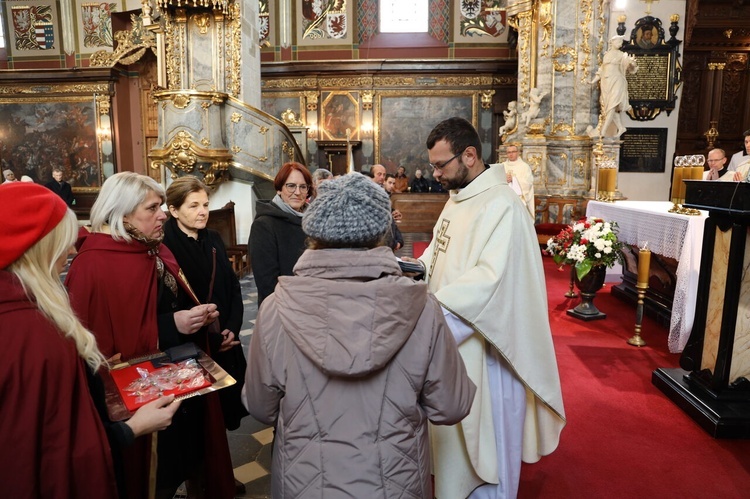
[0,183,179,497]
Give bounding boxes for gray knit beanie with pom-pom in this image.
[302,172,392,245]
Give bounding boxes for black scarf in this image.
[162,217,213,302]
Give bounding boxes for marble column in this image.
[507,0,616,200]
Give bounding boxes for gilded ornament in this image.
[304,91,319,111]
[553,46,577,73]
[552,122,576,136]
[361,90,373,110]
[201,137,211,146]
[259,126,268,134]
[480,90,495,109]
[226,3,242,97]
[172,94,191,109]
[579,0,594,83]
[574,157,587,176]
[231,112,242,123]
[539,0,553,54]
[96,94,111,115]
[282,140,295,161]
[89,13,156,68]
[157,0,231,14]
[281,109,304,126]
[193,13,211,34]
[527,123,545,136]
[527,154,543,174]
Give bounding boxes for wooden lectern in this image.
[652,180,750,438]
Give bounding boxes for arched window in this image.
[379,0,428,33]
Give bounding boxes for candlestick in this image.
[670,167,683,201]
[627,285,648,347]
[637,248,651,287]
[678,172,687,201]
[691,166,703,180]
[565,266,578,298]
[606,168,617,192]
[598,169,612,201]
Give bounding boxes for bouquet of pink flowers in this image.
[546,217,624,280]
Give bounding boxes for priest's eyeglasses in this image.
[284,183,309,193]
[429,149,466,171]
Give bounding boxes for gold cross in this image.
[428,219,451,280]
[640,0,658,15]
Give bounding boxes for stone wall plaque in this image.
[621,15,682,121]
[619,128,668,173]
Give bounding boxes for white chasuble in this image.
[419,164,565,498]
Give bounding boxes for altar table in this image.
[586,201,707,353]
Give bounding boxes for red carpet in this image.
[518,256,750,498]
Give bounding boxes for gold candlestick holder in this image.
[565,266,578,298]
[668,198,682,213]
[627,283,648,347]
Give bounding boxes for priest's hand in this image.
[125,395,182,437]
[175,303,219,335]
[218,329,240,352]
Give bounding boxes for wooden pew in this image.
[206,201,250,278]
[534,196,589,248]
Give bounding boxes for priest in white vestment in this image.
[502,143,535,219]
[418,117,566,499]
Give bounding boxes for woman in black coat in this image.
[163,176,248,431]
[248,162,312,305]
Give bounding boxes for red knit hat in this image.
[0,182,69,269]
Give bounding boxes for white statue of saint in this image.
[521,87,548,127]
[591,36,639,137]
[498,101,518,141]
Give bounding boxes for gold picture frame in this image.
[0,83,113,192]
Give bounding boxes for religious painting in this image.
[457,0,506,40]
[81,2,117,48]
[6,1,60,55]
[320,92,359,140]
[375,92,476,177]
[298,0,352,46]
[0,90,111,191]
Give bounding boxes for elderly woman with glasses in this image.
[249,162,312,305]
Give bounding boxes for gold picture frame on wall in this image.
[375,90,478,175]
[0,83,113,192]
[320,91,360,141]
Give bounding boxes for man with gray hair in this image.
[45,168,74,207]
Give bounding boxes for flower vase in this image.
[567,265,607,321]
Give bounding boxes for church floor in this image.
[174,272,272,499]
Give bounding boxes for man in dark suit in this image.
[45,168,74,207]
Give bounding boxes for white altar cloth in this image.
[586,201,707,353]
